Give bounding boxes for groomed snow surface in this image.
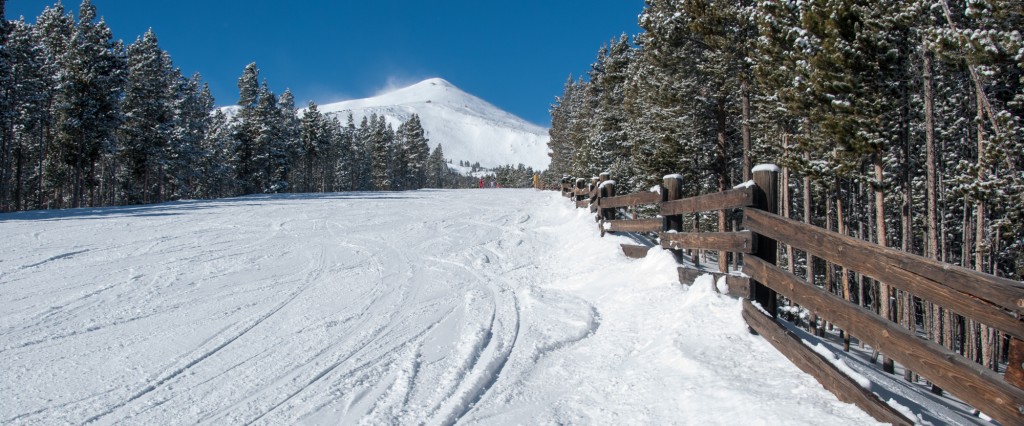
[1,190,880,425]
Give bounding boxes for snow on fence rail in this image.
[557,167,1024,426]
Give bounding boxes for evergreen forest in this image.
[547,0,1023,371]
[548,0,1023,281]
[0,1,477,216]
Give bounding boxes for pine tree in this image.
[55,0,126,208]
[251,81,288,193]
[353,115,373,191]
[167,74,213,200]
[275,88,299,192]
[397,114,430,189]
[333,113,356,191]
[196,109,236,198]
[586,35,634,185]
[232,62,261,193]
[426,144,446,188]
[4,19,49,211]
[368,114,394,191]
[0,8,12,212]
[547,76,582,180]
[119,29,174,204]
[299,101,328,192]
[31,4,74,209]
[319,114,342,191]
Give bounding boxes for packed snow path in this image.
[0,190,880,425]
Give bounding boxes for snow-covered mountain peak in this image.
[409,77,455,90]
[318,78,550,170]
[343,77,474,110]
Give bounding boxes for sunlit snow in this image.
[1,190,879,425]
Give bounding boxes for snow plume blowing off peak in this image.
[317,78,551,171]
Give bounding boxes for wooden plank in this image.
[659,187,754,216]
[744,208,1024,312]
[741,300,914,426]
[677,267,750,298]
[600,191,662,209]
[743,255,1024,426]
[575,200,589,209]
[659,231,755,254]
[621,244,650,259]
[743,208,1024,340]
[606,219,662,233]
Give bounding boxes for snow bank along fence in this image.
[559,167,1024,426]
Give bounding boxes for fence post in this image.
[751,165,780,317]
[599,174,616,222]
[575,178,586,204]
[663,175,684,263]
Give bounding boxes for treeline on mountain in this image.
[547,0,1022,370]
[490,164,538,188]
[0,1,470,214]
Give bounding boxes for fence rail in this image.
[558,167,1024,426]
[743,208,1024,341]
[659,186,754,216]
[605,219,662,233]
[659,230,755,254]
[599,191,661,209]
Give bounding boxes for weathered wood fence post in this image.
[561,176,572,198]
[599,173,615,222]
[575,178,586,204]
[663,174,684,263]
[751,165,779,317]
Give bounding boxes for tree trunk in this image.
[973,82,996,371]
[875,155,895,374]
[826,195,835,295]
[14,143,23,211]
[923,38,938,263]
[837,184,851,352]
[783,135,794,274]
[717,102,729,274]
[974,84,986,273]
[803,164,820,336]
[902,92,915,382]
[923,39,945,394]
[741,79,751,183]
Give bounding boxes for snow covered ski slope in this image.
[1,190,880,425]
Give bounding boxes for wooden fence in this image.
[558,167,1024,426]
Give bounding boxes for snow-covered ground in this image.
[1,190,880,425]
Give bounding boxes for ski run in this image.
[2,189,956,425]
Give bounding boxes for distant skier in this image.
[479,177,484,188]
[490,180,495,188]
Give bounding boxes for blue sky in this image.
[6,0,644,126]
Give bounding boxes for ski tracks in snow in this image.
[0,191,605,425]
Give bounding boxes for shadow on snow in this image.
[0,191,439,223]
